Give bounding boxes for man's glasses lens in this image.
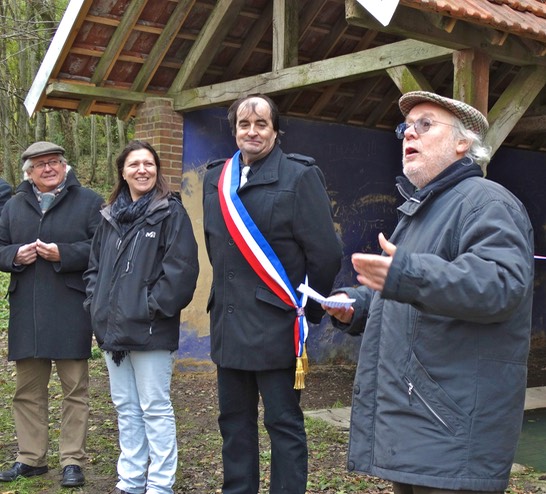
[33,159,61,170]
[395,118,433,139]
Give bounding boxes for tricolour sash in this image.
[218,150,309,389]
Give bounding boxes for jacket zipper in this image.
[125,231,141,272]
[405,377,455,435]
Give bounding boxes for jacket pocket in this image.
[403,352,470,437]
[63,272,86,293]
[255,285,293,311]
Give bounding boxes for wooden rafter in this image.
[77,0,148,115]
[116,0,196,121]
[168,0,246,94]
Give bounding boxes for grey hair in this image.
[451,119,492,172]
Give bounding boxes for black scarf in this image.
[111,187,155,235]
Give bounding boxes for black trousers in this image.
[217,366,307,494]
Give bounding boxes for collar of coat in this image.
[396,158,483,205]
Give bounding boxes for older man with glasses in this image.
[0,141,103,488]
[326,92,534,494]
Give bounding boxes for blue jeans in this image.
[104,350,177,494]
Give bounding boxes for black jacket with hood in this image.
[84,194,199,352]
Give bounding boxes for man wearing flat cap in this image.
[327,92,534,493]
[0,141,103,488]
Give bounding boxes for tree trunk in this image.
[89,115,97,183]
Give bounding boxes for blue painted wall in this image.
[179,107,546,366]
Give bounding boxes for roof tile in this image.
[402,0,546,40]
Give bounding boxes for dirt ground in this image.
[2,339,546,493]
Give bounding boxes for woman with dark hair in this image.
[84,140,199,494]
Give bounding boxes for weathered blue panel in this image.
[180,107,546,366]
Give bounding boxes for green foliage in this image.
[0,0,136,188]
[90,345,103,360]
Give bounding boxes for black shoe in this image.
[61,465,85,487]
[0,462,48,481]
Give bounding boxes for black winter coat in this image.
[0,172,104,361]
[84,195,199,352]
[203,146,342,370]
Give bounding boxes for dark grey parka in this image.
[84,195,199,352]
[0,171,103,361]
[335,160,534,492]
[203,145,342,370]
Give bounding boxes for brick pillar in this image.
[133,97,183,191]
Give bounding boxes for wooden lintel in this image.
[173,39,453,111]
[47,81,148,106]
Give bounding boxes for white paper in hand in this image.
[297,283,355,309]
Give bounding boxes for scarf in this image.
[111,188,155,235]
[32,176,67,213]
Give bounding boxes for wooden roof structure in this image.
[25,0,546,155]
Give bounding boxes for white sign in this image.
[356,0,400,27]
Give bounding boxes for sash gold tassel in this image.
[302,345,309,374]
[294,345,309,390]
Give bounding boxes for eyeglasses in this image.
[395,117,456,140]
[31,159,63,170]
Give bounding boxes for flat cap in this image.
[21,141,65,161]
[399,91,489,140]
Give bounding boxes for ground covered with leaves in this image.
[1,329,546,493]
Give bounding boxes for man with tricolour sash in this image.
[203,94,342,494]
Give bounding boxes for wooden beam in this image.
[173,39,454,111]
[345,0,546,67]
[272,0,299,71]
[486,65,546,155]
[168,0,246,93]
[47,81,149,104]
[77,0,148,116]
[386,65,433,93]
[452,49,490,116]
[116,0,195,121]
[41,97,124,115]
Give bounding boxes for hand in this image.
[14,241,38,265]
[351,233,396,292]
[36,238,60,262]
[323,293,354,324]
